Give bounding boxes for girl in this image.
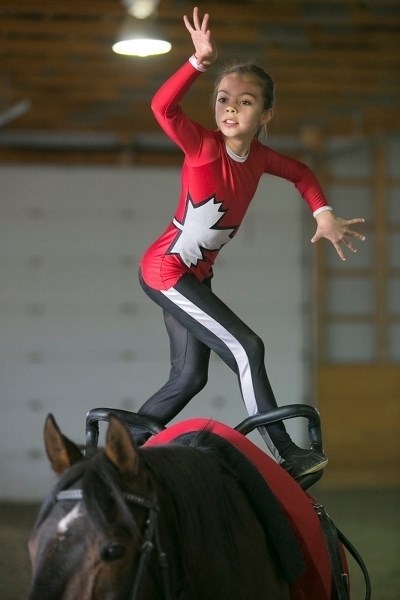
[136,7,365,480]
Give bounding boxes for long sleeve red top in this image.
[140,60,328,290]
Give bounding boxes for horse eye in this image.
[100,542,127,562]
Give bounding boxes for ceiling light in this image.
[112,38,171,57]
[121,0,159,20]
[112,15,171,57]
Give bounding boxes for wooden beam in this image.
[374,141,389,362]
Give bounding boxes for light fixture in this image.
[121,0,159,19]
[113,0,171,57]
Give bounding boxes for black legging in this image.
[138,270,293,460]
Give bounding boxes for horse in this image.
[27,413,303,600]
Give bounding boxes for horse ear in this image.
[104,414,140,476]
[44,413,83,474]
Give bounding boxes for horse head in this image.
[27,413,154,600]
[27,413,302,600]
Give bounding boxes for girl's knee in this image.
[185,369,208,395]
[173,362,208,397]
[244,332,265,362]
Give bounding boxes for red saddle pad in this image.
[145,417,344,600]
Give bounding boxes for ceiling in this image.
[1,0,399,165]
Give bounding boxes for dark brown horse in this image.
[27,413,303,600]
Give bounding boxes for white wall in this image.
[0,164,311,500]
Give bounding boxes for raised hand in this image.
[311,211,366,261]
[183,6,217,67]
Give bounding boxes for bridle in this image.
[56,486,172,600]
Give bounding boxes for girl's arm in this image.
[150,7,217,157]
[150,61,204,154]
[263,146,365,259]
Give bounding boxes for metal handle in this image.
[85,408,165,452]
[235,404,324,453]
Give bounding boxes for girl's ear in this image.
[261,108,274,125]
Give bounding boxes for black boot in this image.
[262,423,328,481]
[282,447,328,480]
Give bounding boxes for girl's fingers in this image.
[183,14,195,33]
[345,229,366,241]
[193,6,205,30]
[192,6,199,28]
[334,244,346,261]
[343,239,357,253]
[344,219,366,240]
[183,7,199,32]
[201,13,209,33]
[345,218,365,225]
[184,8,210,35]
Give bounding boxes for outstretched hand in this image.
[183,6,217,67]
[311,211,366,260]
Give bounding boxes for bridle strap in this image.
[126,489,172,600]
[128,500,158,600]
[57,489,85,501]
[154,525,171,600]
[56,487,172,600]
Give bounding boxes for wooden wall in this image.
[318,366,400,487]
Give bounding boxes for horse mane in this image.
[141,432,239,560]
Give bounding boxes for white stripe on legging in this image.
[161,286,281,461]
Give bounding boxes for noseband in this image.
[56,487,172,600]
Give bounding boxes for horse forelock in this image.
[33,460,87,530]
[35,451,138,536]
[82,452,138,534]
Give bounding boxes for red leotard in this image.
[140,60,328,291]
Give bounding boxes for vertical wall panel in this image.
[0,164,308,500]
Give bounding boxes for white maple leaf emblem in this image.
[170,195,236,267]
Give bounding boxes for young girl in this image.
[136,7,365,480]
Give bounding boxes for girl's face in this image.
[215,73,273,154]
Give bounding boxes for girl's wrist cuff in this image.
[189,54,208,72]
[313,205,333,218]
